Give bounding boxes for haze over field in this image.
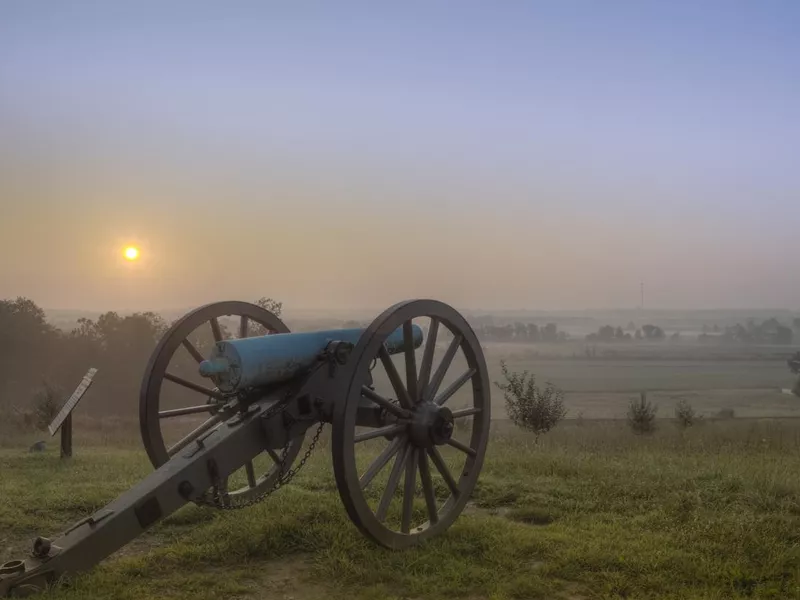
[1,2,799,313]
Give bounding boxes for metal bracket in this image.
[61,510,114,537]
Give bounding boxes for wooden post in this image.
[60,413,73,458]
[48,367,98,460]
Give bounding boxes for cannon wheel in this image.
[139,300,306,507]
[332,299,491,548]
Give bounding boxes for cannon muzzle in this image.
[199,324,423,393]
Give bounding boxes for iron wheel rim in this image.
[332,299,491,549]
[139,300,305,505]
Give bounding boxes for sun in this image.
[123,246,140,261]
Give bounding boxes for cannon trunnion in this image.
[1,299,491,597]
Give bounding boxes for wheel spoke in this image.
[451,406,482,419]
[446,437,477,458]
[181,339,205,364]
[376,442,410,522]
[425,334,462,402]
[401,447,418,534]
[403,320,418,403]
[266,448,281,464]
[354,423,405,444]
[435,368,476,407]
[428,447,459,497]
[210,317,223,342]
[158,404,214,419]
[167,414,224,456]
[362,386,410,419]
[164,372,226,401]
[379,346,413,409]
[418,451,438,524]
[245,460,257,487]
[360,435,405,490]
[239,315,249,339]
[417,318,439,397]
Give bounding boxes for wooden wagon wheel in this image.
[139,300,305,508]
[332,299,491,548]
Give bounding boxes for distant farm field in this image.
[366,339,800,421]
[485,343,799,419]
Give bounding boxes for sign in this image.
[48,368,98,436]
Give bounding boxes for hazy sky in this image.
[1,1,798,312]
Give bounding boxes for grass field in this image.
[367,341,800,421]
[2,418,800,600]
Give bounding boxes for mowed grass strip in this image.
[2,419,799,599]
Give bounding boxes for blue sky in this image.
[1,2,798,311]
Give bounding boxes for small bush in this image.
[31,380,64,431]
[628,391,657,435]
[716,407,736,420]
[494,360,567,441]
[674,399,696,428]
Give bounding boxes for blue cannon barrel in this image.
[199,324,423,393]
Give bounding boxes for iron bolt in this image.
[32,538,51,558]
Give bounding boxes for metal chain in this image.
[194,392,325,510]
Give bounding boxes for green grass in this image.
[3,419,800,599]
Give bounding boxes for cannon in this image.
[1,299,490,597]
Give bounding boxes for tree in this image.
[789,352,800,375]
[255,297,282,317]
[542,323,558,342]
[776,326,793,345]
[627,391,657,434]
[494,360,567,441]
[248,297,284,337]
[598,325,615,342]
[0,297,60,410]
[789,352,800,398]
[674,399,695,428]
[641,324,665,340]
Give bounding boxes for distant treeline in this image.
[698,318,796,345]
[472,317,799,345]
[2,297,798,420]
[0,296,171,417]
[474,322,568,343]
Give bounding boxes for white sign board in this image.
[48,368,98,436]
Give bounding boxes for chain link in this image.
[194,391,325,511]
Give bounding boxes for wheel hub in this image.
[408,402,454,448]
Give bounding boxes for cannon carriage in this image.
[1,299,490,597]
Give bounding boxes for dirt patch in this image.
[108,532,165,561]
[245,555,330,600]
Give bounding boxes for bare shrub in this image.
[494,360,567,441]
[628,391,657,435]
[674,399,696,429]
